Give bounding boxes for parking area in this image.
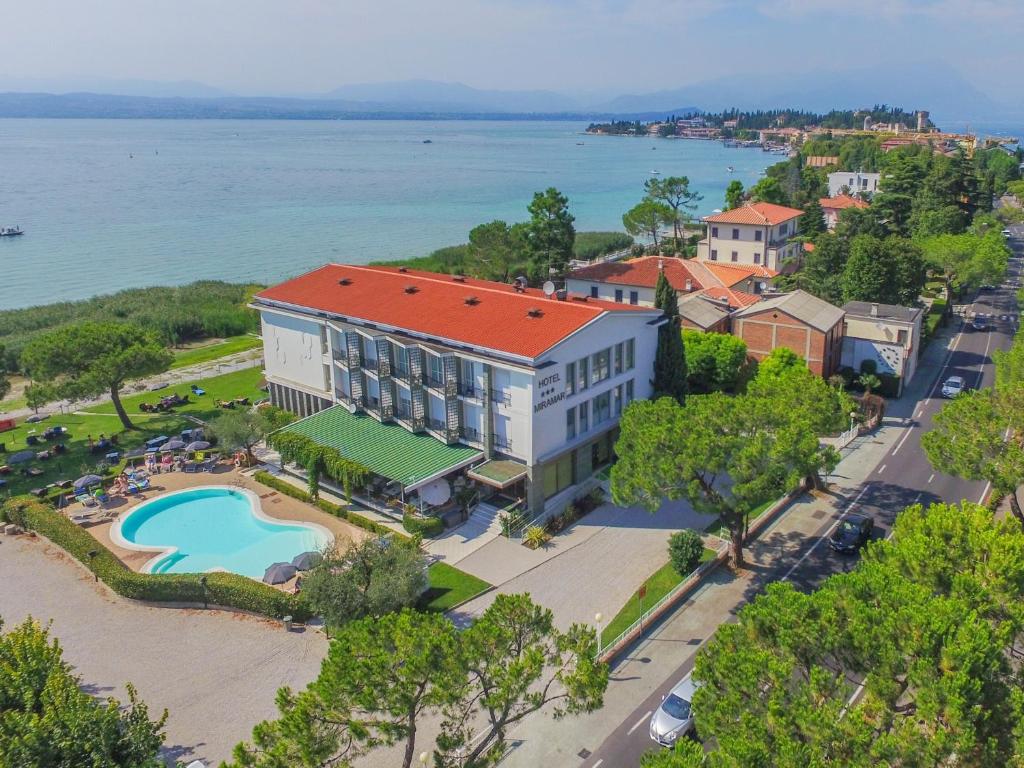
[0,533,328,767]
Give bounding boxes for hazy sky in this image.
[4,0,1021,99]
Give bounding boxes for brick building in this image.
[730,290,845,377]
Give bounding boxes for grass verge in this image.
[170,335,262,370]
[704,497,775,540]
[420,562,491,613]
[601,548,716,647]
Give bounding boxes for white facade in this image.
[828,171,881,198]
[696,218,801,271]
[258,303,661,518]
[563,280,658,307]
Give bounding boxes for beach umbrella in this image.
[263,562,297,585]
[186,440,211,452]
[8,450,35,465]
[291,551,323,571]
[163,438,186,451]
[73,473,104,490]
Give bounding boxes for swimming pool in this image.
[112,486,333,579]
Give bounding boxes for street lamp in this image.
[200,575,208,609]
[87,550,98,582]
[849,410,857,434]
[595,612,603,657]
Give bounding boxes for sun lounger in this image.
[75,493,98,507]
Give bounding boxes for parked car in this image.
[1002,229,1012,237]
[941,375,966,398]
[829,514,874,554]
[650,675,699,747]
[973,316,990,331]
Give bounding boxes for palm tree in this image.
[858,373,881,396]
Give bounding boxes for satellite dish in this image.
[758,281,767,291]
[542,281,556,297]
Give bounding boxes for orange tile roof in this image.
[819,194,869,211]
[703,202,805,226]
[700,286,761,308]
[254,264,655,360]
[568,256,703,292]
[803,241,816,253]
[700,261,778,288]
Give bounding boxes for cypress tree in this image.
[652,268,688,403]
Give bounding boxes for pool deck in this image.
[82,465,371,573]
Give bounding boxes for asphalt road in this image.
[584,225,1024,767]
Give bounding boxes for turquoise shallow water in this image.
[118,487,330,578]
[0,119,773,309]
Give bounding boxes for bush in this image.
[859,359,877,375]
[573,232,634,261]
[523,525,549,549]
[252,470,405,540]
[4,496,309,620]
[668,529,705,577]
[402,512,444,538]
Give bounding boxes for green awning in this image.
[279,405,482,491]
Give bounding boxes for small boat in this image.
[576,142,585,145]
[727,166,735,172]
[652,146,657,150]
[0,226,23,237]
[422,139,432,144]
[650,170,660,175]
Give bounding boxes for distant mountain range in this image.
[0,61,1014,123]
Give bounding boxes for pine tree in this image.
[652,269,688,403]
[799,198,826,236]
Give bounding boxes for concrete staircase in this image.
[424,500,506,565]
[468,501,505,538]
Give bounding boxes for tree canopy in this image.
[724,180,744,211]
[524,188,575,283]
[644,176,703,240]
[652,271,688,403]
[209,408,273,465]
[623,199,674,249]
[0,617,167,768]
[682,330,748,394]
[20,322,173,429]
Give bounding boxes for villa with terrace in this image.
[252,265,663,526]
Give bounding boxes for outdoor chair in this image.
[75,493,97,507]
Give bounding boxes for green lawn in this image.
[601,548,717,647]
[0,367,265,498]
[170,335,262,370]
[420,562,491,613]
[704,497,776,540]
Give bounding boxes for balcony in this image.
[393,365,410,382]
[459,383,483,400]
[491,434,513,452]
[363,358,380,373]
[490,388,511,407]
[425,374,445,391]
[461,426,483,444]
[427,417,446,432]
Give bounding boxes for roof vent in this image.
[404,285,419,294]
[870,302,879,317]
[513,276,528,293]
[685,279,692,291]
[527,307,543,318]
[452,275,467,283]
[464,295,480,306]
[398,267,409,273]
[338,278,352,286]
[571,295,589,302]
[555,289,568,301]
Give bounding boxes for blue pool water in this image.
[117,487,331,578]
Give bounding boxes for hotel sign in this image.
[534,372,565,413]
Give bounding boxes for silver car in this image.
[941,375,965,398]
[650,675,698,747]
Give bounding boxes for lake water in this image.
[0,119,774,309]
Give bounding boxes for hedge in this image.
[252,470,407,541]
[3,496,309,620]
[402,512,445,538]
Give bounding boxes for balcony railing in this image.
[393,366,410,382]
[426,374,445,390]
[363,358,379,372]
[491,434,512,452]
[490,388,512,407]
[461,426,482,443]
[428,417,446,432]
[459,383,482,399]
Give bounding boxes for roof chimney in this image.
[659,259,664,271]
[870,303,879,317]
[685,278,692,291]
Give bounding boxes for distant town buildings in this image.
[805,155,840,168]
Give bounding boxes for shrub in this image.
[859,359,877,375]
[4,496,309,620]
[523,525,549,549]
[402,512,444,538]
[252,470,405,540]
[573,232,633,260]
[668,529,705,577]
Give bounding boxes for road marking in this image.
[915,408,924,418]
[592,761,604,768]
[927,473,935,484]
[977,326,994,389]
[890,421,916,456]
[877,464,886,474]
[627,712,651,736]
[980,481,992,505]
[781,485,869,582]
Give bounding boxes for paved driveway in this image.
[0,534,327,767]
[450,498,715,630]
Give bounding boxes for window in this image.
[593,391,611,425]
[731,228,740,240]
[579,400,589,433]
[614,342,623,375]
[754,253,761,264]
[592,348,610,384]
[755,230,763,242]
[711,226,719,238]
[626,378,634,404]
[394,346,409,379]
[566,407,577,440]
[428,354,443,387]
[731,251,738,262]
[710,249,718,261]
[590,286,599,298]
[779,223,788,235]
[398,395,412,420]
[612,384,622,416]
[629,290,639,305]
[578,357,589,391]
[626,338,635,370]
[566,361,576,395]
[543,453,575,499]
[614,289,623,303]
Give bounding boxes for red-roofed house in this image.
[254,264,664,522]
[565,256,703,306]
[819,194,869,230]
[696,202,805,272]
